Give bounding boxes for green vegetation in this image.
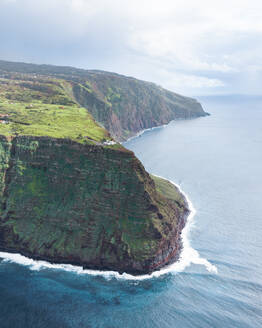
[0,60,207,142]
[0,77,116,146]
[0,135,188,274]
[0,60,191,274]
[106,87,121,103]
[151,175,186,205]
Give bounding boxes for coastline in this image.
[122,123,168,144]
[0,175,189,277]
[0,119,217,279]
[0,175,216,280]
[122,112,210,144]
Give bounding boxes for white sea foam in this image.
[123,124,168,144]
[166,177,218,274]
[0,176,217,280]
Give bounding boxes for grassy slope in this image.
[151,175,186,205]
[0,69,190,274]
[151,175,188,230]
[0,76,118,147]
[0,60,207,142]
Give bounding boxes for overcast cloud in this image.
[1,0,262,95]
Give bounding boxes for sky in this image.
[1,0,262,96]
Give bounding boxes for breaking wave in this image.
[0,176,217,280]
[123,124,168,143]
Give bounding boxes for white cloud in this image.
[157,70,225,90]
[126,0,262,72]
[0,0,262,94]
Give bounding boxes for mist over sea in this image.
[0,95,261,328]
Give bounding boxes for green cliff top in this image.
[0,60,207,142]
[151,175,186,205]
[0,76,119,148]
[0,60,191,274]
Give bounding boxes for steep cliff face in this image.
[72,75,206,141]
[0,60,208,141]
[0,60,194,274]
[0,135,188,274]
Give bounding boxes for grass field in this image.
[0,76,116,146]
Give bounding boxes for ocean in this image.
[0,95,261,327]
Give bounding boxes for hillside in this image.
[0,61,192,274]
[0,72,116,147]
[0,60,207,141]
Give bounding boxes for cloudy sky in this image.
[1,0,262,96]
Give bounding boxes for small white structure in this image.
[103,140,117,146]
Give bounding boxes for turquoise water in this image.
[0,96,261,327]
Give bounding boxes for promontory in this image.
[0,60,207,275]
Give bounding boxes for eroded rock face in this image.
[0,135,189,275]
[0,60,194,275]
[0,60,208,142]
[72,74,207,141]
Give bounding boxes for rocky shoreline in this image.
[145,180,190,275]
[0,177,190,276]
[0,60,201,276]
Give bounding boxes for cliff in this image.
[0,136,188,274]
[0,60,208,141]
[0,61,192,274]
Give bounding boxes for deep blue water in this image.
[0,96,262,328]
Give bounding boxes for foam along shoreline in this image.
[122,123,168,144]
[123,114,207,144]
[0,176,217,281]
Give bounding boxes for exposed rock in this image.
[0,135,189,275]
[0,60,208,141]
[0,60,197,275]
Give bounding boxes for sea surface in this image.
[0,95,261,328]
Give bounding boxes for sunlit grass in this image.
[0,77,115,145]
